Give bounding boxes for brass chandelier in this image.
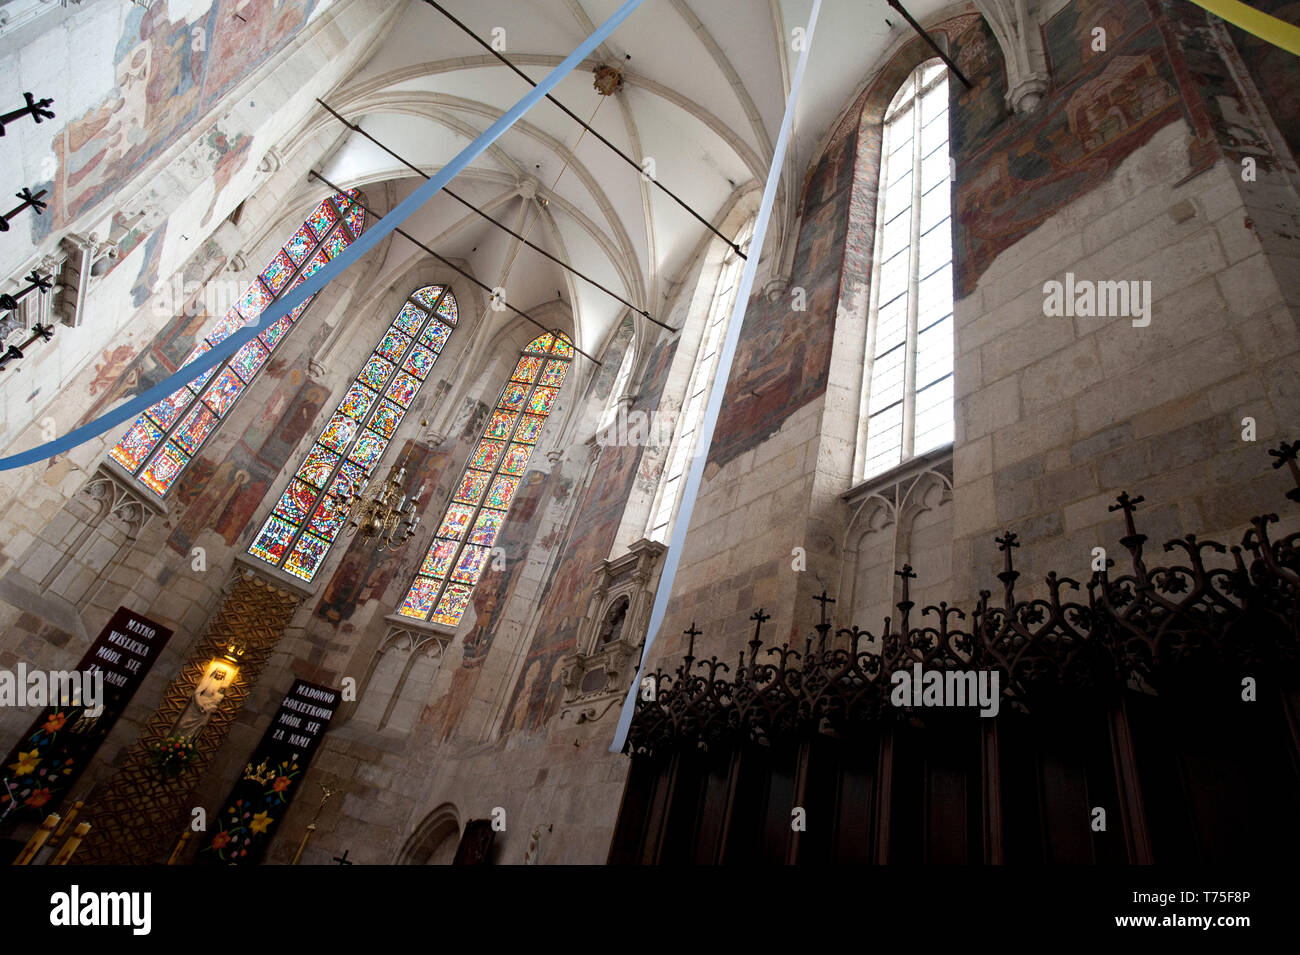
[341,463,423,550]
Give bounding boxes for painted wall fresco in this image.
[458,469,559,664]
[949,2,1222,298]
[703,131,855,471]
[77,237,231,430]
[127,224,168,311]
[199,125,256,228]
[34,0,318,238]
[165,375,329,555]
[699,25,979,475]
[496,337,676,735]
[1161,0,1298,174]
[421,338,663,741]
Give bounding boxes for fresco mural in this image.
[458,469,558,663]
[705,131,851,471]
[198,125,256,228]
[498,337,676,734]
[33,0,318,238]
[948,5,1225,298]
[127,224,168,311]
[497,441,641,735]
[165,376,329,555]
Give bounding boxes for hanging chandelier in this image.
[341,463,423,550]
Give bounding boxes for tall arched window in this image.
[860,59,954,481]
[246,286,458,582]
[108,191,365,496]
[397,331,573,627]
[647,221,753,543]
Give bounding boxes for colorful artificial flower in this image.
[41,712,67,734]
[9,749,40,776]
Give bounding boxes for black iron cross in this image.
[0,188,48,232]
[0,270,52,312]
[682,622,702,659]
[1269,441,1300,501]
[894,564,917,602]
[994,533,1020,581]
[333,849,353,865]
[812,590,835,628]
[748,608,771,654]
[0,93,55,137]
[1108,491,1145,539]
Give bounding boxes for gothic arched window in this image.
[108,191,365,496]
[647,220,753,543]
[246,286,459,582]
[397,331,573,627]
[860,59,954,480]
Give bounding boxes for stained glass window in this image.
[861,60,954,480]
[108,191,366,495]
[247,287,458,583]
[648,221,753,544]
[397,332,573,627]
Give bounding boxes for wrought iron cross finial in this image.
[1109,491,1145,537]
[994,533,1020,580]
[749,608,770,650]
[682,622,702,660]
[812,590,835,626]
[0,188,48,232]
[895,563,916,599]
[1107,488,1149,548]
[1269,441,1300,501]
[0,270,52,313]
[0,93,55,137]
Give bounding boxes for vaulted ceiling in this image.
[319,0,957,355]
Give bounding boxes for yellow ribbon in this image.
[1188,0,1300,56]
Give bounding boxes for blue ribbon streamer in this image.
[0,0,645,472]
[611,0,823,752]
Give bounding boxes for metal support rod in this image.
[309,171,601,365]
[886,0,973,88]
[419,0,747,259]
[315,98,674,332]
